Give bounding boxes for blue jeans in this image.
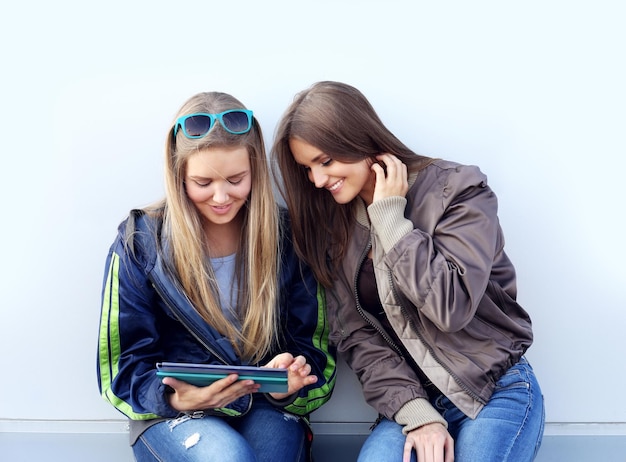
[358,358,545,462]
[132,397,308,462]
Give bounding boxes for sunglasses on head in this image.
[173,109,254,138]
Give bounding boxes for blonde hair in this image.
[156,92,279,363]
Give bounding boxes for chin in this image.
[331,190,357,204]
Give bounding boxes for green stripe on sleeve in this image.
[98,251,159,420]
[287,283,337,415]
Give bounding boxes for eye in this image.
[227,172,248,185]
[321,158,333,167]
[194,180,211,188]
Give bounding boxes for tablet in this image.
[156,362,288,393]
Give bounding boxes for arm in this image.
[265,219,337,415]
[97,237,177,419]
[97,230,257,419]
[369,161,500,332]
[333,300,446,427]
[331,293,452,461]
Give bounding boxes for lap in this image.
[444,358,545,461]
[133,397,307,462]
[358,358,545,462]
[358,418,416,462]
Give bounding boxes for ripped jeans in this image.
[132,396,307,462]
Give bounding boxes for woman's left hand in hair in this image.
[264,352,318,400]
[371,153,409,203]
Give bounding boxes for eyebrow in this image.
[188,170,249,181]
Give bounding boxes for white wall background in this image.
[1,0,624,426]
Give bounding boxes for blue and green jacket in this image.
[97,207,336,441]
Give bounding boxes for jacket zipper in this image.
[149,278,230,365]
[387,270,485,404]
[353,241,403,357]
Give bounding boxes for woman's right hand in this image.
[371,153,409,203]
[162,375,260,412]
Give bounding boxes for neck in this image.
[203,216,243,258]
[358,172,377,206]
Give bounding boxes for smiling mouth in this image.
[327,179,344,192]
[210,204,233,213]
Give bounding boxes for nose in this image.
[212,184,229,203]
[309,167,328,188]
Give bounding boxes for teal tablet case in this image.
[156,362,289,393]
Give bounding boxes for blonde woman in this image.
[98,92,336,462]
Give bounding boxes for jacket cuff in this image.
[394,397,448,435]
[367,196,414,253]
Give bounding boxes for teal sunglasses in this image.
[174,109,253,138]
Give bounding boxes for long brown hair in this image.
[271,81,432,287]
[155,92,279,363]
